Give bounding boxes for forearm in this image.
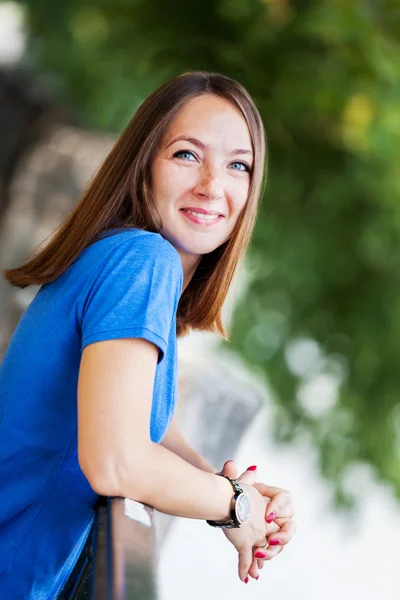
[104,441,233,521]
[160,419,217,474]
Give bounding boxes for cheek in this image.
[152,161,170,197]
[228,179,250,213]
[153,160,194,202]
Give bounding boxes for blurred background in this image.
[0,1,399,598]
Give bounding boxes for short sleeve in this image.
[79,232,183,363]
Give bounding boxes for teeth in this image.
[184,209,220,220]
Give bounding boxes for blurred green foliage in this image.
[13,0,400,506]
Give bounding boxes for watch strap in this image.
[206,475,244,529]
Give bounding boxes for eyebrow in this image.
[165,135,253,157]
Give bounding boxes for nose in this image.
[193,166,223,201]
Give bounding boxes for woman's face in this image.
[151,93,253,272]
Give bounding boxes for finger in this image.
[265,520,280,536]
[238,546,253,583]
[253,545,268,569]
[273,516,296,528]
[267,519,296,547]
[220,460,238,479]
[265,545,284,560]
[237,465,259,485]
[256,544,282,562]
[247,554,260,581]
[252,484,292,520]
[264,496,292,523]
[271,502,295,519]
[253,483,290,496]
[215,460,231,476]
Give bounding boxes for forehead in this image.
[163,94,252,149]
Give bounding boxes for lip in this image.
[180,209,224,226]
[180,207,224,217]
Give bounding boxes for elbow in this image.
[78,451,118,496]
[78,450,151,500]
[82,466,121,497]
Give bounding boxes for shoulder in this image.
[96,228,179,259]
[83,228,183,288]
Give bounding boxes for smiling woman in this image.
[0,72,295,599]
[4,71,267,338]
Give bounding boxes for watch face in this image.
[236,493,251,523]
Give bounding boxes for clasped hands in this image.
[216,460,296,584]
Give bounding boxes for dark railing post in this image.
[90,497,158,600]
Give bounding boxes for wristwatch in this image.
[206,475,251,529]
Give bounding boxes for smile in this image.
[180,208,224,226]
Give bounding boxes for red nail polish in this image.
[247,465,257,471]
[255,551,266,558]
[255,575,260,580]
[244,576,249,584]
[266,512,275,523]
[269,538,280,546]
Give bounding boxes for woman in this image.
[0,71,295,598]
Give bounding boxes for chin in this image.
[180,235,227,256]
[164,226,226,255]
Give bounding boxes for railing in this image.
[71,497,158,600]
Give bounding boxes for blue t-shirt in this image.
[0,227,183,599]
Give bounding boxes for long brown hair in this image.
[3,71,267,339]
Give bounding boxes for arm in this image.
[78,337,234,521]
[160,415,217,474]
[77,337,294,584]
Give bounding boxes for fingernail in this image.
[266,512,275,523]
[255,551,266,558]
[255,575,260,580]
[247,465,257,471]
[269,538,280,546]
[244,576,249,584]
[225,460,234,465]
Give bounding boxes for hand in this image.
[253,481,296,567]
[218,461,279,578]
[219,468,271,583]
[218,460,296,581]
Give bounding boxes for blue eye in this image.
[230,161,250,172]
[173,150,197,161]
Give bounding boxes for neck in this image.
[176,250,202,294]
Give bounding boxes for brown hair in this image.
[3,71,267,339]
